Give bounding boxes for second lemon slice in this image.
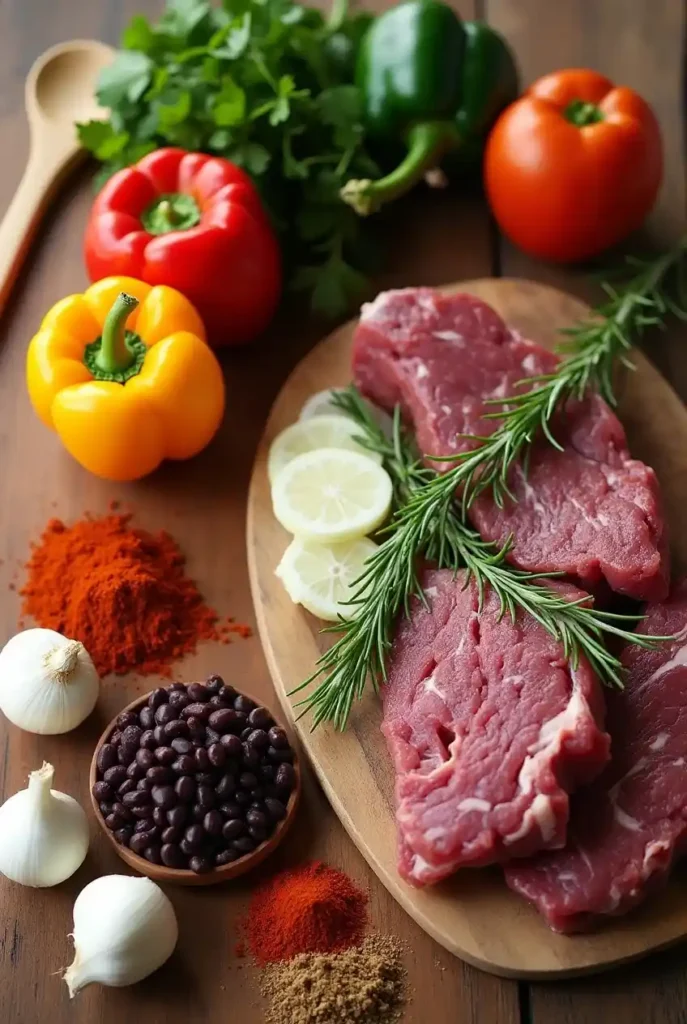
[267,414,380,485]
[272,448,393,542]
[276,536,379,621]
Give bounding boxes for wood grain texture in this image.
[248,277,687,979]
[0,1,518,1022]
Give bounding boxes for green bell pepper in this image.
[340,1,518,215]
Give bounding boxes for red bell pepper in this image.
[84,148,281,347]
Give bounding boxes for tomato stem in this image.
[564,99,604,127]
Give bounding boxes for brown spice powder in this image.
[260,935,406,1024]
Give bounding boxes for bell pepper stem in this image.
[340,121,459,216]
[94,293,139,375]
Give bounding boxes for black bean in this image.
[205,727,221,745]
[151,785,176,810]
[182,702,212,721]
[220,685,237,702]
[186,716,206,739]
[180,838,196,857]
[240,727,252,741]
[114,827,133,846]
[117,710,139,730]
[140,729,157,751]
[206,742,226,768]
[191,804,206,823]
[197,784,216,810]
[135,818,155,833]
[175,776,195,803]
[125,761,144,781]
[196,772,216,785]
[203,810,223,836]
[189,855,212,874]
[162,825,182,844]
[172,755,196,775]
[232,836,256,854]
[248,825,269,843]
[139,706,155,730]
[155,704,178,726]
[275,763,295,791]
[154,746,176,766]
[239,772,258,792]
[129,833,149,855]
[148,688,169,709]
[171,736,193,754]
[117,744,131,765]
[161,843,186,868]
[153,806,168,827]
[103,765,127,786]
[245,807,267,829]
[187,683,208,702]
[267,726,289,749]
[222,818,245,840]
[113,801,133,822]
[208,709,237,733]
[123,789,150,808]
[268,746,293,764]
[147,765,175,784]
[92,781,112,803]
[234,694,255,714]
[241,744,260,769]
[215,849,238,866]
[118,778,137,796]
[168,691,191,710]
[260,764,276,783]
[121,724,142,747]
[169,682,186,692]
[99,801,114,817]
[215,774,236,800]
[136,748,155,771]
[97,744,118,774]
[220,802,243,820]
[194,747,211,771]
[205,674,224,694]
[184,824,204,848]
[265,797,287,821]
[110,729,122,746]
[153,725,166,745]
[164,720,189,741]
[167,805,188,828]
[235,791,251,807]
[246,729,269,751]
[220,734,243,758]
[144,845,162,864]
[105,811,125,831]
[137,778,153,792]
[132,804,154,820]
[248,707,273,730]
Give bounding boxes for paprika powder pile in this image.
[20,513,249,677]
[242,862,368,965]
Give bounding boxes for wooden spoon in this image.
[0,39,116,314]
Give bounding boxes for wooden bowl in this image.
[90,688,301,886]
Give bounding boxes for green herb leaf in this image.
[214,13,252,59]
[212,76,246,126]
[97,51,154,107]
[122,15,155,52]
[229,141,271,175]
[77,121,130,160]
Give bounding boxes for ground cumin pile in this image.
[260,936,406,1024]
[19,513,250,677]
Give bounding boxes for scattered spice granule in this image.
[260,935,407,1024]
[108,499,121,511]
[234,942,246,958]
[19,513,252,677]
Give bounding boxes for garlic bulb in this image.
[0,762,88,886]
[0,628,99,733]
[64,875,178,997]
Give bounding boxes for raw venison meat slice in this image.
[352,288,669,601]
[505,582,687,932]
[382,568,610,886]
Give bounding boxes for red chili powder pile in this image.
[19,513,251,677]
[240,862,368,965]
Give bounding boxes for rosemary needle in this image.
[291,240,687,730]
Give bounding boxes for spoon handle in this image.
[0,144,84,317]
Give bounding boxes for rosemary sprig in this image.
[292,389,659,730]
[291,239,687,729]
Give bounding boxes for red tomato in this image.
[484,69,663,263]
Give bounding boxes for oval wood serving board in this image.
[247,278,687,979]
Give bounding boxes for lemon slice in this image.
[298,389,347,421]
[276,536,378,621]
[272,448,393,542]
[267,415,380,484]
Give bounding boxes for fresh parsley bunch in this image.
[77,0,379,317]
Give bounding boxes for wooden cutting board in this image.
[246,278,687,979]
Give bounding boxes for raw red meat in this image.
[352,288,669,601]
[382,568,610,886]
[505,582,687,932]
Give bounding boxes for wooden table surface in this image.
[0,1,684,1022]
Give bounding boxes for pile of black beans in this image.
[93,676,296,873]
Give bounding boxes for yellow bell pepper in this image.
[27,276,225,482]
